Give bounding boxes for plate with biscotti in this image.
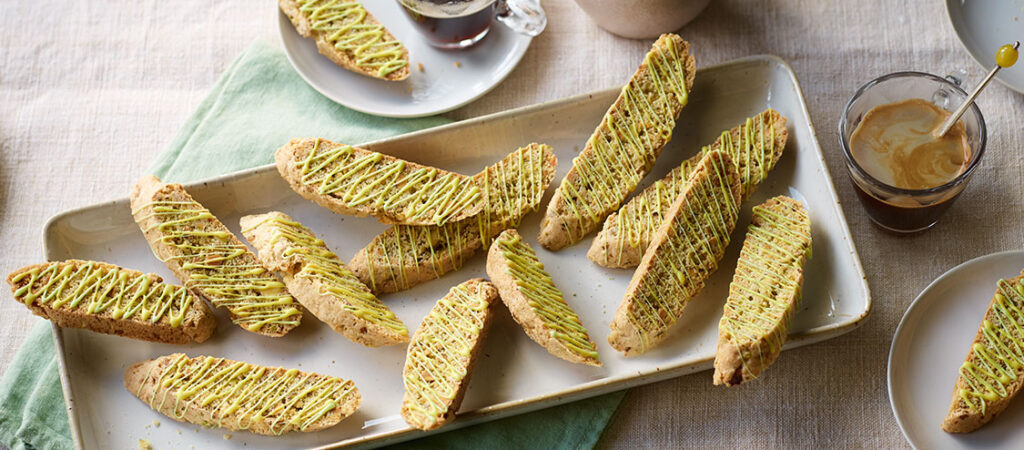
[889,250,1024,449]
[277,0,533,118]
[17,35,871,449]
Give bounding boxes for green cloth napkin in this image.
[0,39,626,450]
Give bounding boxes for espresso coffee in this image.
[847,98,974,232]
[399,0,495,48]
[849,98,971,191]
[840,71,986,234]
[850,185,964,232]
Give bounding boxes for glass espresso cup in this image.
[839,72,987,234]
[398,0,546,49]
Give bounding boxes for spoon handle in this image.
[935,41,1019,138]
[934,66,999,137]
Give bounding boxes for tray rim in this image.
[42,54,873,450]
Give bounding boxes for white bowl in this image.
[573,0,711,39]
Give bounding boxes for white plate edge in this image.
[945,0,1024,95]
[275,7,533,118]
[887,249,1024,449]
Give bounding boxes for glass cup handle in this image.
[933,68,972,110]
[945,68,971,91]
[495,0,547,36]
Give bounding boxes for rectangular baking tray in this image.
[44,55,871,450]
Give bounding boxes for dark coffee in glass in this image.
[849,183,964,232]
[399,0,496,49]
[839,72,987,234]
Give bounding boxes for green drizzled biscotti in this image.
[276,138,484,226]
[241,211,409,347]
[401,278,498,431]
[486,229,600,366]
[279,0,409,80]
[125,353,360,435]
[943,271,1024,433]
[608,151,741,356]
[714,196,811,386]
[348,143,556,294]
[589,109,788,269]
[6,260,215,344]
[538,33,696,251]
[131,175,302,337]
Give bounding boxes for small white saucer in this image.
[277,1,532,118]
[889,250,1024,449]
[946,0,1024,94]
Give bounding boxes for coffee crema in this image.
[849,98,970,190]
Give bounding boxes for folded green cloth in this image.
[0,39,625,450]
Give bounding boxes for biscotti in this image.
[125,353,360,435]
[240,211,409,347]
[279,0,410,80]
[401,278,498,430]
[608,151,741,356]
[588,109,788,268]
[942,271,1024,433]
[276,138,483,226]
[348,143,556,294]
[6,260,215,344]
[713,196,811,386]
[131,175,302,337]
[537,33,696,251]
[486,229,600,366]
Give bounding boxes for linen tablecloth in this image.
[0,39,624,449]
[3,0,1023,447]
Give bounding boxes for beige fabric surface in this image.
[3,0,1022,447]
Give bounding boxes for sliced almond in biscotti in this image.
[348,143,556,294]
[538,33,696,251]
[608,151,741,356]
[125,353,360,435]
[279,0,410,81]
[589,109,788,269]
[401,278,499,431]
[6,260,215,344]
[130,175,302,337]
[276,138,483,226]
[241,211,409,347]
[714,196,811,386]
[486,229,600,366]
[942,271,1024,433]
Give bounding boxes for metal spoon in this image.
[934,41,1020,138]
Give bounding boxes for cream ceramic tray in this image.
[44,55,870,449]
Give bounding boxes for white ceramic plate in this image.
[946,0,1024,94]
[46,56,870,449]
[277,1,532,118]
[889,250,1024,449]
